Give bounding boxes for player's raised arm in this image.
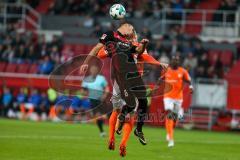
[79,43,104,74]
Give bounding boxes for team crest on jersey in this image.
[178,73,182,78]
[100,34,107,40]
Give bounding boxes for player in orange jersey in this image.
[97,31,163,157]
[157,55,193,147]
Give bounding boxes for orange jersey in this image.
[163,67,191,100]
[97,44,160,75]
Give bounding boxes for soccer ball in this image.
[109,4,126,20]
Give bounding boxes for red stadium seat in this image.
[16,64,30,73]
[85,45,94,53]
[0,62,6,72]
[5,63,17,73]
[208,50,221,65]
[220,50,233,66]
[74,45,86,54]
[63,44,73,51]
[28,64,39,74]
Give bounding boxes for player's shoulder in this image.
[100,31,114,39]
[178,66,186,71]
[178,66,187,72]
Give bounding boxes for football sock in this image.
[166,118,174,140]
[120,116,135,147]
[97,119,104,133]
[109,111,118,141]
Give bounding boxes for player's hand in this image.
[140,39,149,44]
[79,64,88,75]
[189,85,194,94]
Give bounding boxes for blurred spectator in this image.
[1,45,15,62]
[183,52,198,77]
[170,39,182,56]
[61,47,74,63]
[141,27,152,40]
[83,15,95,28]
[28,89,42,119]
[214,56,224,78]
[28,89,41,109]
[47,88,57,106]
[158,52,170,64]
[79,88,91,112]
[49,35,63,51]
[193,41,206,58]
[15,44,27,63]
[0,87,13,117]
[38,56,54,74]
[26,44,38,63]
[195,53,210,78]
[14,88,27,113]
[39,92,50,120]
[71,96,81,113]
[181,41,193,57]
[150,40,165,59]
[91,24,104,38]
[171,0,183,20]
[50,46,61,63]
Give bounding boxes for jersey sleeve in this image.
[183,69,191,82]
[139,54,160,65]
[99,31,114,45]
[97,47,109,59]
[101,76,108,88]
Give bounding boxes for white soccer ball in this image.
[109,4,126,20]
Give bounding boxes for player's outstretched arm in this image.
[80,43,104,74]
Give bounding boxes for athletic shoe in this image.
[119,145,126,157]
[168,140,174,147]
[116,129,122,135]
[100,132,106,137]
[134,128,147,145]
[108,139,115,150]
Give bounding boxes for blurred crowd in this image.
[48,0,198,18]
[0,86,93,122]
[213,0,240,23]
[146,25,230,79]
[0,24,64,74]
[0,23,234,79]
[47,0,240,20]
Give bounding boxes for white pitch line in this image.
[0,135,239,145]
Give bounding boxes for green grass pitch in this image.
[0,119,239,160]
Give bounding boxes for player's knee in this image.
[166,110,177,120]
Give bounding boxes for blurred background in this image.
[0,0,240,131]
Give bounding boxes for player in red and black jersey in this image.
[80,23,159,146]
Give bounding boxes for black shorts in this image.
[112,53,147,108]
